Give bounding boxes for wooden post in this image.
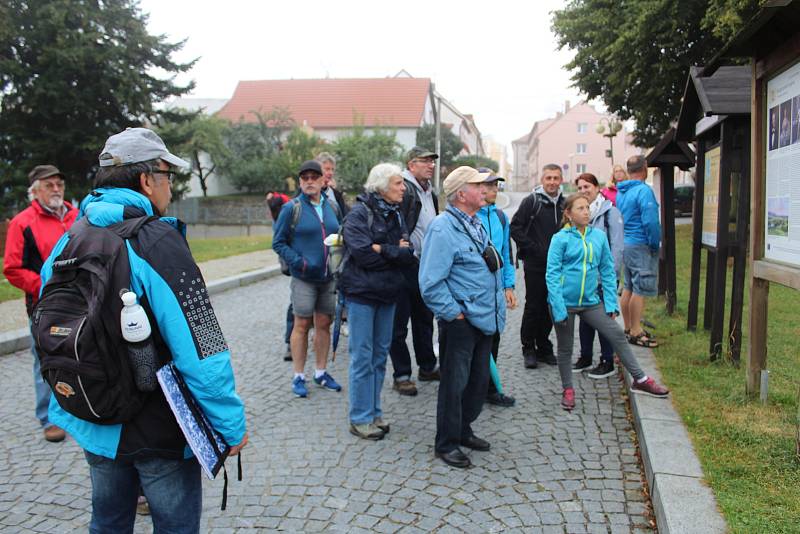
[661,165,677,314]
[703,249,715,330]
[728,119,751,364]
[747,62,767,396]
[687,138,705,330]
[710,122,733,361]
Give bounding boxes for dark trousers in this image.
[284,303,294,345]
[487,332,501,395]
[435,318,492,454]
[521,266,554,356]
[389,263,436,379]
[579,319,614,363]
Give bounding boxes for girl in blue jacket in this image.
[546,195,669,411]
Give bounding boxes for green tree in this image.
[415,124,464,167]
[452,155,500,173]
[552,0,760,147]
[156,112,230,197]
[0,0,195,216]
[331,122,403,193]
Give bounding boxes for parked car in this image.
[674,185,695,217]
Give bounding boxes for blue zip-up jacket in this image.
[419,208,506,336]
[545,225,618,323]
[42,188,246,459]
[477,204,515,290]
[272,192,340,283]
[616,179,661,251]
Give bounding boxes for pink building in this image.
[523,102,642,189]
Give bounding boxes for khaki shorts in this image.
[290,277,336,317]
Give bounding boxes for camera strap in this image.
[445,209,487,252]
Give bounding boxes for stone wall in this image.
[168,196,272,226]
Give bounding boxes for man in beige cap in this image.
[3,164,77,442]
[419,166,507,468]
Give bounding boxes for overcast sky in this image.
[138,0,584,152]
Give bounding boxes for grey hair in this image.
[27,180,40,202]
[627,155,647,174]
[315,152,336,165]
[542,163,562,174]
[364,163,403,194]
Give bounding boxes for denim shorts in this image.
[290,277,336,317]
[623,244,659,297]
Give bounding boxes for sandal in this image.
[628,332,659,348]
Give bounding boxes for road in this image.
[0,269,654,533]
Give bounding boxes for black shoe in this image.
[572,357,592,373]
[524,353,538,369]
[486,392,516,407]
[587,360,615,379]
[435,448,471,468]
[539,353,558,366]
[283,344,292,362]
[460,435,491,451]
[418,367,440,382]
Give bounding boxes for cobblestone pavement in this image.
[0,272,653,533]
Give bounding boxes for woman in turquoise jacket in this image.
[546,195,669,411]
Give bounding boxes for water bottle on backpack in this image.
[120,290,158,392]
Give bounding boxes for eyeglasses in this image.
[40,180,65,191]
[151,170,177,185]
[413,158,436,165]
[299,173,322,182]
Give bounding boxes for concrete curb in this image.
[622,339,728,534]
[0,265,283,356]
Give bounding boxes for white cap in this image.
[121,291,137,306]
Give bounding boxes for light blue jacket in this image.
[42,188,246,459]
[477,204,515,289]
[545,225,618,323]
[617,179,661,251]
[419,208,506,336]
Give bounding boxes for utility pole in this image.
[431,83,442,192]
[596,117,623,165]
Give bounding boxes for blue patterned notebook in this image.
[157,363,230,479]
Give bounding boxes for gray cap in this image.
[98,128,189,168]
[477,167,505,182]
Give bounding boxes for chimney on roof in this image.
[564,100,571,113]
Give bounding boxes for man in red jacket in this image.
[3,164,78,442]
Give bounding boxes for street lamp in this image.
[596,117,624,165]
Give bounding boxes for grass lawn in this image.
[0,235,272,304]
[647,224,799,533]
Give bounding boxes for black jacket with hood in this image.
[510,186,565,272]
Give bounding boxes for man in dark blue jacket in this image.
[273,161,343,398]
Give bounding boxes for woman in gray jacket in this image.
[572,173,625,379]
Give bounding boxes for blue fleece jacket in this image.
[545,225,618,323]
[272,192,341,283]
[42,188,246,459]
[616,179,661,251]
[477,204,515,290]
[419,209,506,335]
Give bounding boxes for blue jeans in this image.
[30,331,52,428]
[84,451,202,534]
[347,300,395,425]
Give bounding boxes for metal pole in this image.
[435,97,442,192]
[608,134,615,166]
[760,370,769,404]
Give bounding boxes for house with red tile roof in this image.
[216,77,484,155]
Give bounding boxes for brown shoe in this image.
[392,380,418,396]
[43,426,66,443]
[418,367,440,381]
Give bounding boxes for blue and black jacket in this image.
[41,188,246,460]
[272,192,340,283]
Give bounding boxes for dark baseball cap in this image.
[298,160,323,176]
[477,167,505,182]
[28,165,65,185]
[98,127,189,168]
[406,146,439,161]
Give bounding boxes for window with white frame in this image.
[577,122,587,133]
[576,163,587,174]
[576,143,587,154]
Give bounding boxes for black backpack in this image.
[278,198,342,276]
[32,216,158,425]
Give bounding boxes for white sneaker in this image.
[341,323,349,337]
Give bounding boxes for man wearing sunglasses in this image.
[273,160,343,398]
[40,128,247,532]
[3,164,78,443]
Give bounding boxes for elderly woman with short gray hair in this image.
[339,163,415,440]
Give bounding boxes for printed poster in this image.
[765,60,800,267]
[702,146,721,247]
